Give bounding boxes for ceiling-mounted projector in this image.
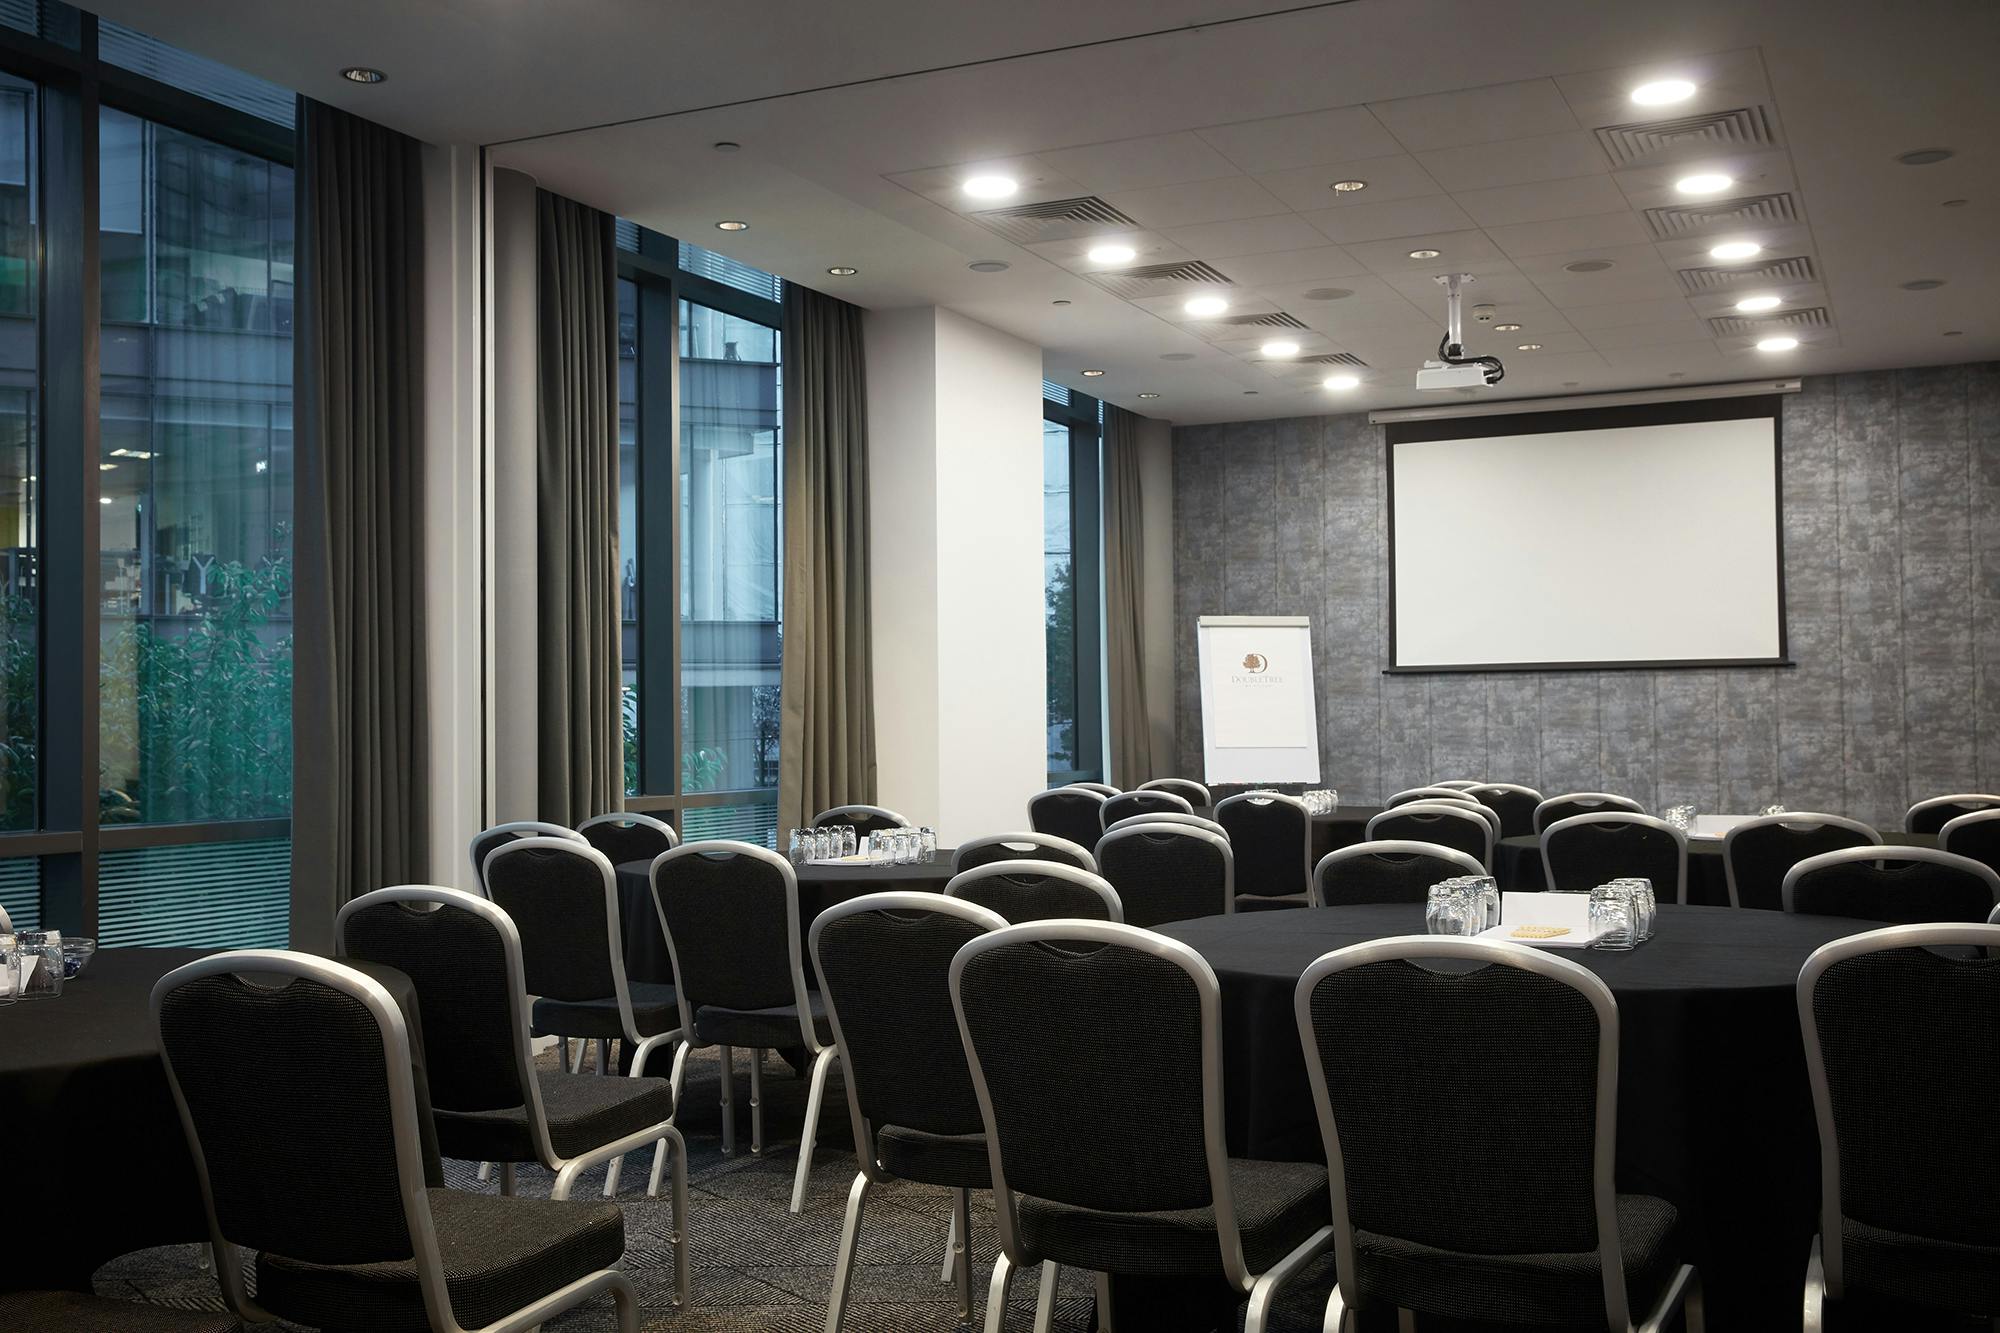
[1417,273,1504,391]
[1415,360,1495,390]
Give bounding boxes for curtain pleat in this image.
[1103,404,1151,788]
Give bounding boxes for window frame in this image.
[1043,387,1104,788]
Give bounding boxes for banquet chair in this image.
[335,887,689,1304]
[1096,823,1234,927]
[1100,788,1194,830]
[1067,782,1121,797]
[814,804,910,838]
[1028,786,1108,849]
[1313,840,1485,908]
[951,921,1333,1333]
[1366,803,1493,873]
[1387,786,1484,808]
[1429,779,1483,791]
[1542,813,1688,903]
[1782,846,2000,924]
[1105,810,1230,840]
[152,951,639,1333]
[1720,814,1880,911]
[1140,777,1213,806]
[811,892,1010,1330]
[1941,809,2000,880]
[1904,793,2000,836]
[575,811,678,867]
[1216,791,1314,906]
[945,860,1123,924]
[1534,792,1645,836]
[0,1291,241,1331]
[1294,937,1702,1333]
[952,832,1096,875]
[1467,783,1544,840]
[650,841,838,1213]
[1798,923,2000,1330]
[467,821,584,895]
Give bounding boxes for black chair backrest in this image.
[1366,806,1489,869]
[1942,810,2000,881]
[1541,814,1685,900]
[468,821,582,892]
[1095,825,1231,928]
[1907,794,2000,836]
[954,925,1216,1212]
[483,840,621,1003]
[946,861,1121,924]
[812,893,1002,1141]
[1722,815,1878,911]
[952,833,1095,875]
[1100,789,1193,829]
[1467,784,1542,840]
[1785,848,2000,924]
[652,842,800,1011]
[1534,793,1642,835]
[576,814,677,867]
[814,805,908,837]
[1215,792,1309,898]
[1314,841,1485,907]
[1140,778,1211,807]
[1028,787,1107,848]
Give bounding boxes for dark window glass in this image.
[0,70,33,832]
[617,276,639,796]
[1044,419,1077,778]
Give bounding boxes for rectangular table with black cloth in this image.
[0,948,438,1293]
[1495,829,1938,905]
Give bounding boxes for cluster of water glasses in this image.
[1425,876,1502,936]
[1587,879,1658,951]
[788,826,859,863]
[0,928,95,1004]
[871,826,938,864]
[1300,789,1340,815]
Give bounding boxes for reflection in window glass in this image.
[1043,420,1078,779]
[97,108,293,826]
[679,300,780,830]
[0,71,32,832]
[617,277,639,796]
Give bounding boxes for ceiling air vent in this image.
[1222,311,1310,330]
[1299,352,1368,367]
[1707,306,1832,337]
[1090,259,1233,300]
[969,195,1141,245]
[1644,192,1800,240]
[1596,106,1779,167]
[1677,255,1817,294]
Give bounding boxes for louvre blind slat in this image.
[98,20,296,128]
[0,856,38,930]
[98,838,291,948]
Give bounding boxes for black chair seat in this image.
[1236,893,1309,911]
[877,1125,990,1189]
[1017,1158,1329,1276]
[1350,1193,1678,1329]
[436,1070,675,1164]
[1844,1215,2000,1316]
[257,1188,624,1332]
[0,1292,241,1332]
[693,990,833,1049]
[530,980,679,1040]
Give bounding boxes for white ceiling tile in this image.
[1219,246,1371,285]
[1485,212,1655,259]
[1161,213,1331,258]
[1252,154,1441,211]
[1194,105,1402,174]
[1495,350,1611,379]
[1038,131,1241,194]
[1532,270,1688,306]
[1250,272,1409,304]
[1416,131,1611,191]
[1342,230,1506,274]
[1564,298,1702,330]
[1303,195,1477,244]
[1022,230,1190,273]
[1369,79,1579,152]
[1514,243,1673,281]
[1499,331,1594,355]
[1454,175,1631,228]
[1126,290,1280,320]
[1376,258,1536,305]
[1580,319,1716,350]
[883,155,1087,213]
[1102,176,1292,229]
[1597,344,1731,377]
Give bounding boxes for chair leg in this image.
[940,1206,959,1282]
[750,1050,766,1155]
[558,1036,570,1071]
[1803,1236,1825,1333]
[952,1187,974,1322]
[669,1038,691,1111]
[603,1151,625,1198]
[983,1252,1016,1333]
[610,1272,639,1333]
[498,1162,516,1197]
[718,1044,735,1155]
[1687,1267,1706,1333]
[824,1172,872,1333]
[1322,1286,1350,1333]
[789,1046,837,1214]
[476,1161,494,1183]
[663,1126,690,1307]
[596,1038,611,1074]
[1033,1261,1060,1333]
[1093,1270,1114,1332]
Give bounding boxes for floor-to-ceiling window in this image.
[0,6,296,943]
[1043,382,1104,787]
[617,223,784,846]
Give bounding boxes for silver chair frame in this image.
[1905,793,2000,835]
[334,885,689,1304]
[1539,812,1688,904]
[152,951,641,1333]
[576,810,679,851]
[1387,786,1484,807]
[1104,811,1229,840]
[810,892,1009,1331]
[1100,789,1195,831]
[1780,845,2000,916]
[1533,792,1644,836]
[1466,783,1546,837]
[1429,779,1483,791]
[951,921,1334,1333]
[1293,936,1702,1333]
[1065,782,1120,797]
[1366,803,1495,873]
[1719,814,1880,909]
[813,803,910,830]
[467,821,584,895]
[1215,791,1315,901]
[1940,807,2000,861]
[1140,777,1213,806]
[952,832,1098,875]
[1312,840,1485,909]
[1797,922,2000,1328]
[649,839,839,1213]
[1096,823,1235,921]
[944,859,1125,923]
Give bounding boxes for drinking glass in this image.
[787,830,806,864]
[1470,875,1500,932]
[1662,803,1697,833]
[1619,878,1657,941]
[815,828,834,861]
[897,830,916,864]
[919,827,937,860]
[1589,886,1635,951]
[840,826,857,858]
[1324,788,1338,813]
[1426,884,1471,936]
[17,929,64,999]
[1760,803,1788,817]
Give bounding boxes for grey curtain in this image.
[777,284,875,834]
[534,191,622,826]
[291,100,429,952]
[1103,403,1151,787]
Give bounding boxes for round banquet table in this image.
[1493,829,1938,906]
[1153,903,1878,1332]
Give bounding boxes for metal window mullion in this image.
[636,270,677,801]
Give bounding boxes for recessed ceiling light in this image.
[1408,248,1441,259]
[1160,352,1196,361]
[962,174,1018,199]
[99,495,112,504]
[1183,294,1229,318]
[1709,240,1763,261]
[340,67,385,84]
[1052,299,1072,306]
[1260,340,1301,358]
[1563,381,1581,389]
[1138,392,1160,399]
[1081,369,1106,378]
[1943,198,1969,208]
[967,260,1009,273]
[826,266,857,276]
[1675,173,1734,196]
[1901,279,1946,291]
[1735,294,1782,312]
[1330,179,1367,193]
[1302,287,1353,301]
[1322,374,1360,391]
[1756,336,1799,352]
[1516,343,1543,351]
[1086,242,1137,265]
[715,220,749,232]
[1494,323,1523,332]
[1942,329,1964,337]
[1242,390,1259,396]
[712,141,741,153]
[1564,260,1614,273]
[1896,148,1954,166]
[1630,78,1697,106]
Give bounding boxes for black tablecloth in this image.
[1494,829,1938,905]
[1156,904,1876,1332]
[0,948,434,1292]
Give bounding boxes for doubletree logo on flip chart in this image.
[1241,653,1268,674]
[1231,652,1285,687]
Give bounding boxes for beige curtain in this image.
[1103,404,1151,787]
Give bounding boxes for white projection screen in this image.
[1387,399,1788,670]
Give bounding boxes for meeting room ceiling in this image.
[93,0,1999,424]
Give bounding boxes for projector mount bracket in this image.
[1431,273,1504,385]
